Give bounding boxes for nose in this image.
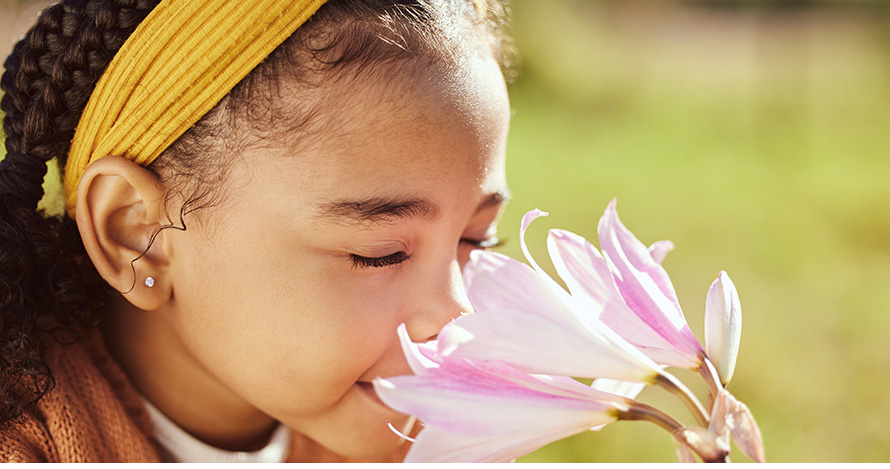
[405,257,473,342]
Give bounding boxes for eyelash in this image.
[350,251,412,269]
[464,236,505,250]
[350,236,505,269]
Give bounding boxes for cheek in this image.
[167,229,407,412]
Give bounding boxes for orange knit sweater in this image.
[0,328,410,462]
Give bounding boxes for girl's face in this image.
[146,53,511,456]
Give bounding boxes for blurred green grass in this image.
[497,1,890,463]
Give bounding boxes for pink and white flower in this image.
[373,325,632,462]
[372,201,763,463]
[439,248,663,384]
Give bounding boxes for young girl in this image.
[0,0,514,462]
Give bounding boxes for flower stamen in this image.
[386,420,416,443]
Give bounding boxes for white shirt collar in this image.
[141,396,292,463]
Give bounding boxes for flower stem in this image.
[620,403,731,463]
[655,371,709,427]
[617,402,684,433]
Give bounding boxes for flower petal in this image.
[547,228,701,369]
[705,271,742,386]
[720,390,766,463]
[709,387,732,446]
[439,309,660,383]
[648,240,675,264]
[673,437,698,463]
[517,209,580,305]
[376,355,624,462]
[673,427,729,463]
[456,250,661,382]
[520,209,550,274]
[463,250,576,321]
[587,377,647,431]
[373,366,620,437]
[597,199,704,363]
[590,378,647,401]
[396,323,438,376]
[397,328,633,405]
[405,425,591,463]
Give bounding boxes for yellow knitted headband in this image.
[63,0,327,218]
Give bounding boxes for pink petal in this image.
[547,228,701,369]
[597,199,704,362]
[373,367,620,437]
[396,323,439,376]
[545,228,616,313]
[463,250,576,321]
[402,329,633,405]
[375,355,625,463]
[438,309,660,383]
[405,425,591,463]
[648,240,675,264]
[457,250,661,382]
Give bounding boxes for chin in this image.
[310,414,415,460]
[286,385,416,461]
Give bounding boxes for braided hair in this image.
[0,0,161,426]
[0,0,514,427]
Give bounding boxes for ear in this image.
[75,155,171,311]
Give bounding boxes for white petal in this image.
[374,371,617,437]
[673,427,729,463]
[520,209,550,274]
[673,438,697,463]
[704,271,742,385]
[590,378,647,401]
[720,390,766,463]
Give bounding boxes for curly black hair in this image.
[0,0,515,427]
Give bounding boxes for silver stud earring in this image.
[144,277,155,288]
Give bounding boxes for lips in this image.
[356,381,386,406]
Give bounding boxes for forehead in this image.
[200,37,513,236]
[288,53,511,201]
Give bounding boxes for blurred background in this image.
[3,0,890,463]
[500,0,890,463]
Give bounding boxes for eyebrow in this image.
[316,189,511,225]
[316,197,441,224]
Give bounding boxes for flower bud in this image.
[704,271,741,386]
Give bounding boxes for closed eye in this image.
[350,251,411,269]
[350,237,502,269]
[460,236,505,249]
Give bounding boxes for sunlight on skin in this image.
[96,21,512,460]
